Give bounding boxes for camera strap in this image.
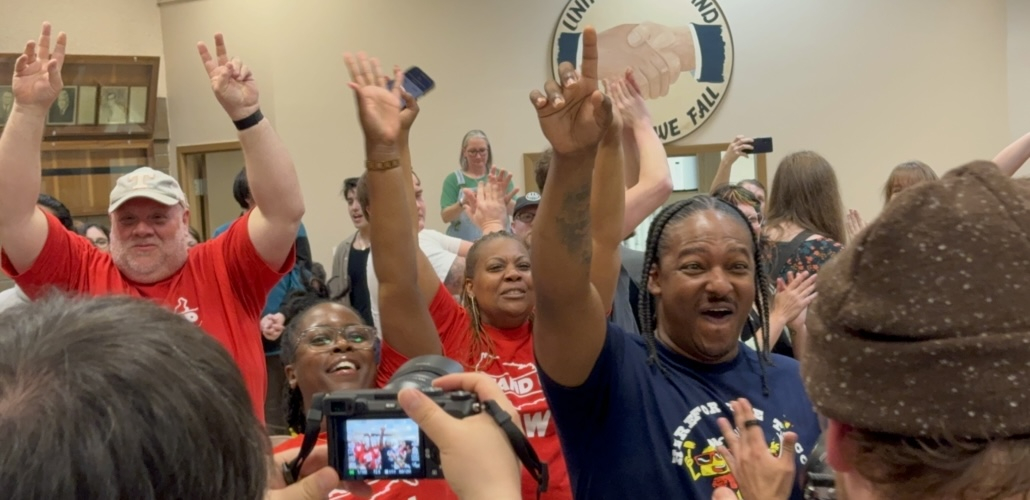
[283,393,325,484]
[484,399,550,499]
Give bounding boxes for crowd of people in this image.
[2,20,1030,500]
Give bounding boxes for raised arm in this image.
[344,53,440,357]
[531,27,613,387]
[993,132,1030,177]
[710,136,754,191]
[590,79,627,310]
[198,34,303,270]
[618,72,673,239]
[0,23,67,272]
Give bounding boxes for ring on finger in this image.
[744,419,762,429]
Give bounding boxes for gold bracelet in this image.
[365,159,401,171]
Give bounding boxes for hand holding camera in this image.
[399,372,523,500]
[286,356,539,500]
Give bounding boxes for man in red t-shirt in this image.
[0,24,304,421]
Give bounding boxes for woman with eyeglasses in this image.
[439,130,517,241]
[273,276,456,499]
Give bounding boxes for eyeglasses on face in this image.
[295,325,377,353]
[466,148,489,156]
[514,212,536,223]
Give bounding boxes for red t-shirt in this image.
[273,433,457,500]
[377,284,571,500]
[0,211,292,421]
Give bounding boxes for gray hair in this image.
[458,129,493,172]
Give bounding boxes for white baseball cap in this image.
[108,167,188,213]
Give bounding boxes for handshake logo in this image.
[551,0,734,142]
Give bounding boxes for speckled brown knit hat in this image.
[803,161,1030,439]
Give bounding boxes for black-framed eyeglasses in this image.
[295,325,377,353]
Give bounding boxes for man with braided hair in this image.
[530,26,820,500]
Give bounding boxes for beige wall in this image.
[1009,0,1030,141]
[2,0,167,97]
[204,149,245,236]
[149,0,1007,266]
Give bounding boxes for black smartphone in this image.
[749,137,773,154]
[387,66,435,108]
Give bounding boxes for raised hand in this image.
[530,26,613,156]
[608,70,650,127]
[197,34,259,121]
[845,209,866,242]
[12,22,67,113]
[344,52,404,149]
[465,167,512,231]
[491,166,521,206]
[716,398,798,500]
[772,270,817,329]
[601,79,626,142]
[725,136,755,161]
[399,89,420,132]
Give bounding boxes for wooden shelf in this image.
[0,54,160,139]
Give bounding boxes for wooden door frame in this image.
[176,141,241,239]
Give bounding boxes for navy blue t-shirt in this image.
[538,322,820,500]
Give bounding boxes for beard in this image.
[110,230,190,283]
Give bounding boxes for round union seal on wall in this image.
[551,0,734,143]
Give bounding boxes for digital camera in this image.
[324,355,481,480]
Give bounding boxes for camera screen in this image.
[344,418,423,478]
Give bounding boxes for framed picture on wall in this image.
[46,86,77,125]
[77,85,98,125]
[98,86,129,125]
[128,86,148,124]
[0,86,12,126]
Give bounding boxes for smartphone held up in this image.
[387,66,435,109]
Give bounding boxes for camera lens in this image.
[384,355,464,391]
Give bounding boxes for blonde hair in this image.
[765,151,845,242]
[883,161,938,204]
[849,428,1030,500]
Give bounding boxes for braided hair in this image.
[278,263,378,434]
[459,231,531,367]
[636,195,774,392]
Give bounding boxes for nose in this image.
[331,335,355,352]
[129,220,156,237]
[705,268,733,296]
[503,265,525,281]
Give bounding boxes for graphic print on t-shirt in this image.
[670,401,808,499]
[473,353,551,439]
[173,296,201,325]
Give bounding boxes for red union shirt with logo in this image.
[377,283,569,500]
[0,211,291,422]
